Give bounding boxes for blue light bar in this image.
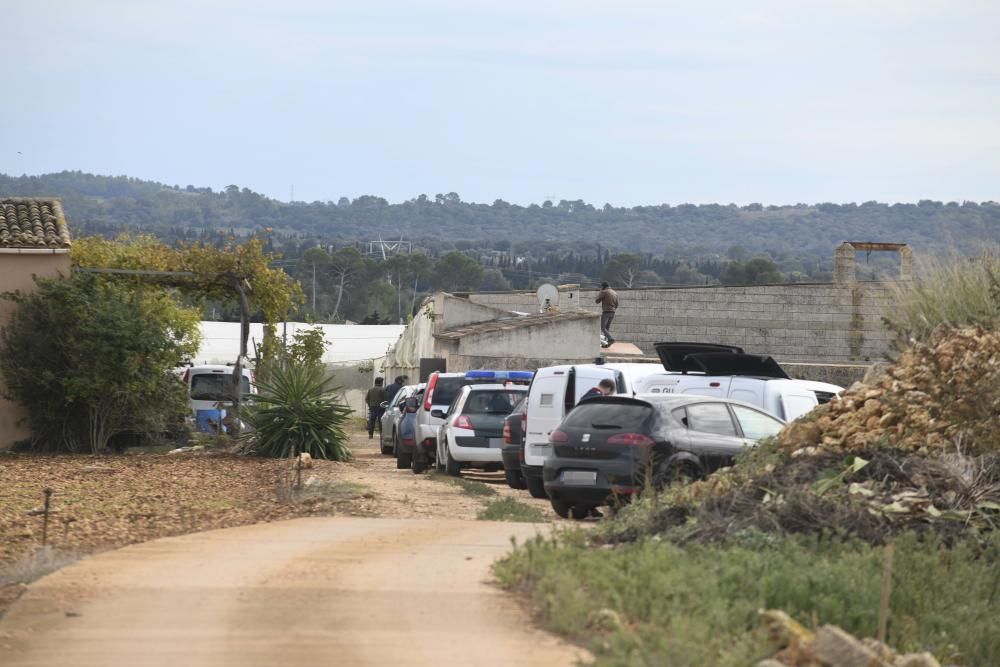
[464,370,535,381]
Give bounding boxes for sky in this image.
[3,0,999,206]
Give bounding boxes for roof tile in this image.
[0,198,71,249]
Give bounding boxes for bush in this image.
[243,363,351,460]
[883,248,1000,350]
[495,531,1000,666]
[0,273,198,453]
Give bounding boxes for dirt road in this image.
[0,516,587,666]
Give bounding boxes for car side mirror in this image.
[379,401,389,409]
[431,409,446,419]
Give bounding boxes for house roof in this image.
[435,310,598,341]
[0,198,71,249]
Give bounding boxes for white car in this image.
[181,364,255,433]
[436,383,528,477]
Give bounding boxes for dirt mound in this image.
[780,326,1000,456]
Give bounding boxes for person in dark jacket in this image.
[580,378,615,402]
[365,377,386,439]
[384,376,405,404]
[595,282,619,347]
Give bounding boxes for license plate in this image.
[560,470,597,485]
[489,438,504,448]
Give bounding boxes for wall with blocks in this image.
[466,282,896,365]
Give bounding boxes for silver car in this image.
[379,384,423,456]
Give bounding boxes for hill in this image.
[2,171,998,260]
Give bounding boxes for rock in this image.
[813,625,890,667]
[894,653,941,667]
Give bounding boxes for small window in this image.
[539,393,554,407]
[686,402,738,437]
[732,405,784,441]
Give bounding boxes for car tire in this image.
[570,505,592,520]
[504,469,526,490]
[525,475,548,499]
[380,429,394,456]
[656,462,699,489]
[550,498,571,519]
[445,444,462,477]
[397,448,412,470]
[411,454,426,474]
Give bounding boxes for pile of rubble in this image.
[757,610,943,667]
[779,325,1000,457]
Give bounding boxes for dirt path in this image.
[0,516,586,666]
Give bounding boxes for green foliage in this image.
[883,248,1000,349]
[602,253,643,288]
[286,326,327,367]
[495,531,1000,667]
[243,363,351,461]
[0,273,199,453]
[720,257,784,284]
[431,251,484,292]
[428,471,498,497]
[477,497,546,522]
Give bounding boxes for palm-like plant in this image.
[244,363,352,461]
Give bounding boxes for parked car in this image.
[542,394,785,519]
[380,383,423,456]
[435,383,528,477]
[396,396,421,471]
[412,370,533,471]
[501,397,527,489]
[181,364,255,433]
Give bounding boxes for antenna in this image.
[536,283,559,313]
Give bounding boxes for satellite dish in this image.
[536,283,559,312]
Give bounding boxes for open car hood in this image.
[654,342,789,378]
[654,342,744,371]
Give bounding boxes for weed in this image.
[495,531,1000,667]
[427,471,498,497]
[478,497,546,522]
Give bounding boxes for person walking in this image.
[365,377,386,440]
[595,282,619,348]
[384,375,405,405]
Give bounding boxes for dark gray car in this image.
[542,394,785,519]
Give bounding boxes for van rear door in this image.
[524,370,570,467]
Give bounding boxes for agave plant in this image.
[244,363,352,461]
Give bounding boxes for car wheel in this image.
[549,498,571,518]
[380,429,394,456]
[504,468,526,490]
[525,475,547,499]
[570,505,592,520]
[397,447,412,470]
[411,454,426,474]
[656,462,699,489]
[445,444,462,477]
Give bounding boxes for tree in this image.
[327,247,368,321]
[721,257,784,285]
[602,253,642,288]
[431,251,485,292]
[287,326,328,367]
[480,269,512,292]
[0,273,200,453]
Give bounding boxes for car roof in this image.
[589,393,787,422]
[463,383,528,392]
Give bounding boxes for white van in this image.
[521,344,841,498]
[521,362,667,498]
[181,365,255,433]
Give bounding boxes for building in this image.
[0,199,73,448]
[382,292,601,381]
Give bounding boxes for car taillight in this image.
[503,421,512,444]
[402,436,415,446]
[520,411,526,436]
[549,429,569,444]
[453,415,474,430]
[607,433,655,447]
[423,373,438,411]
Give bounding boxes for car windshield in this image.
[190,373,251,401]
[463,390,525,415]
[561,402,652,430]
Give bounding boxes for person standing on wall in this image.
[365,377,386,440]
[596,282,619,348]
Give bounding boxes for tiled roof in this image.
[0,198,71,249]
[435,310,598,340]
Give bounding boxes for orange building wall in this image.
[0,252,71,449]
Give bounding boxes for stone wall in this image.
[468,282,896,365]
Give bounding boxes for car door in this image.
[678,401,747,471]
[730,404,785,445]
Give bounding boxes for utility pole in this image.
[312,261,316,313]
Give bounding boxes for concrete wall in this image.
[0,252,72,449]
[468,282,895,365]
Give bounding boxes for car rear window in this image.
[561,403,653,429]
[190,373,251,401]
[463,390,524,414]
[433,377,498,406]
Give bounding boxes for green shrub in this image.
[495,531,1000,667]
[243,363,351,460]
[883,248,1000,350]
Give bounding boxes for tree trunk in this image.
[332,272,346,321]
